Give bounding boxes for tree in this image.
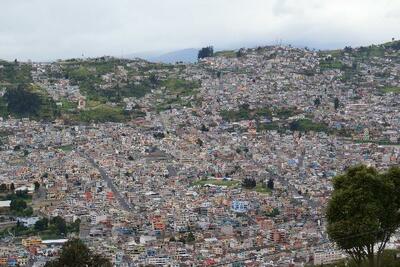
[0,183,7,192]
[34,181,40,191]
[91,254,113,267]
[22,206,33,217]
[16,189,28,198]
[198,46,214,59]
[44,238,112,267]
[344,46,353,53]
[326,165,400,267]
[35,217,49,232]
[148,73,159,86]
[196,138,203,147]
[186,232,195,243]
[51,216,67,236]
[314,97,321,107]
[334,97,340,110]
[267,178,274,190]
[236,48,245,58]
[266,208,280,217]
[242,178,256,189]
[10,199,27,212]
[15,220,27,232]
[200,124,209,132]
[69,218,81,233]
[153,132,165,139]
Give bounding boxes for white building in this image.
[314,249,345,265]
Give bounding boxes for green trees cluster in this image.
[3,84,42,117]
[9,195,33,217]
[198,46,214,59]
[37,216,80,237]
[236,48,245,58]
[242,178,256,189]
[34,218,49,232]
[0,183,9,192]
[44,238,112,267]
[51,216,67,236]
[265,207,280,217]
[314,97,321,107]
[334,97,340,110]
[2,84,59,120]
[10,198,27,211]
[386,40,400,50]
[0,61,32,84]
[289,119,329,133]
[4,215,80,238]
[327,165,400,267]
[267,178,274,190]
[177,232,196,244]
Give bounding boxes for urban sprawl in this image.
[0,42,400,266]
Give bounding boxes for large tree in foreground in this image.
[44,238,112,267]
[326,165,400,267]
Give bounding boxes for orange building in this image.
[151,215,166,231]
[269,229,286,243]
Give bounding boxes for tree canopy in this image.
[44,238,112,267]
[326,165,400,267]
[198,46,214,59]
[51,216,67,236]
[242,177,256,189]
[334,97,340,110]
[4,84,42,117]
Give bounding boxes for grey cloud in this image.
[0,0,399,61]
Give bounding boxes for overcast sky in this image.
[0,0,399,61]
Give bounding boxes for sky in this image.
[0,0,399,61]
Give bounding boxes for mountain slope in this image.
[128,48,198,63]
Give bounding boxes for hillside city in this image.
[0,41,400,266]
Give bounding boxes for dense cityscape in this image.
[0,41,400,266]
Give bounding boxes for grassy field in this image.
[74,105,126,123]
[214,50,237,58]
[154,78,201,112]
[319,60,344,70]
[352,139,400,146]
[162,78,200,96]
[254,184,271,194]
[192,179,240,187]
[59,99,78,111]
[380,86,400,94]
[57,144,74,152]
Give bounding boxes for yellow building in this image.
[22,237,42,247]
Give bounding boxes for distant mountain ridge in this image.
[127,48,198,63]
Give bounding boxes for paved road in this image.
[79,152,132,212]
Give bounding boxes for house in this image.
[0,200,11,214]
